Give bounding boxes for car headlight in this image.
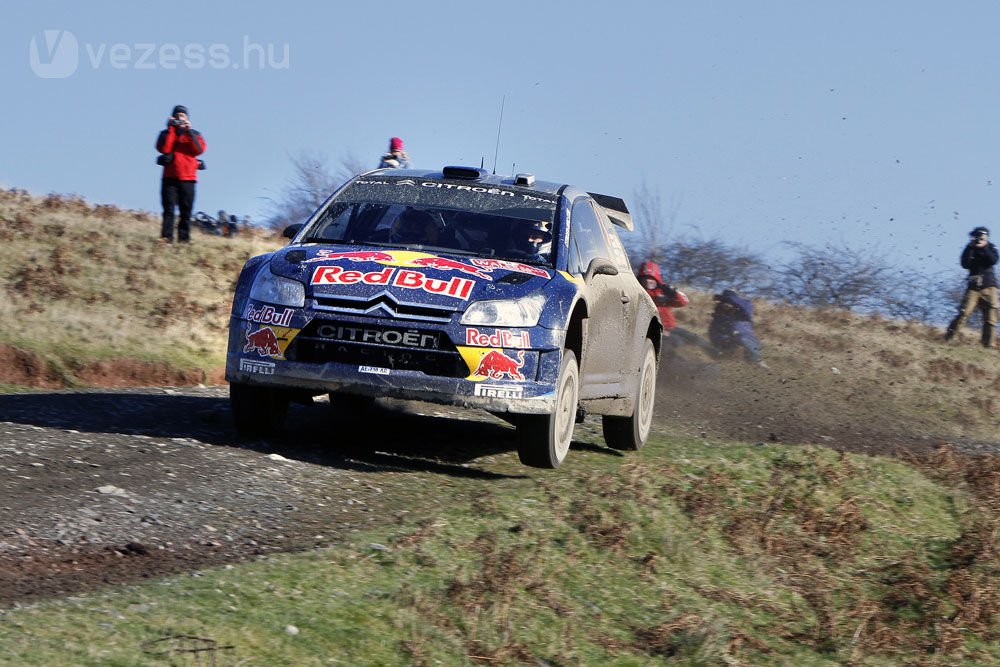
[249,265,305,307]
[460,293,545,327]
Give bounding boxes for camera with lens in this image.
[168,118,183,127]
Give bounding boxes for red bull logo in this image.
[312,266,474,300]
[303,250,395,264]
[410,255,493,281]
[473,350,525,381]
[244,326,282,357]
[304,249,541,282]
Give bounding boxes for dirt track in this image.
[0,358,996,606]
[0,387,526,605]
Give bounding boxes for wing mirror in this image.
[584,257,619,281]
[282,224,303,240]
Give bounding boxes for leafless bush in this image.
[663,238,770,292]
[261,151,369,231]
[873,268,957,325]
[767,241,895,310]
[631,181,682,263]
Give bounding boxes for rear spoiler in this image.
[588,192,633,231]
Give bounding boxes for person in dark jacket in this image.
[708,289,765,365]
[637,261,716,358]
[156,105,206,243]
[945,226,998,348]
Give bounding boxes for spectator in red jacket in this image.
[637,260,716,358]
[156,105,206,243]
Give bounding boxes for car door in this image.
[569,198,625,397]
[596,207,644,394]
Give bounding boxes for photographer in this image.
[155,105,206,243]
[945,226,998,348]
[636,260,716,360]
[708,289,766,366]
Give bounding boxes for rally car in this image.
[226,166,662,467]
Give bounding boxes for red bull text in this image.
[312,266,474,300]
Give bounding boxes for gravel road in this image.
[0,387,524,605]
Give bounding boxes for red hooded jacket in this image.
[156,126,206,181]
[637,261,689,331]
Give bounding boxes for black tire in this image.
[517,350,579,468]
[602,338,656,451]
[230,382,289,437]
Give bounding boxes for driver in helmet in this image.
[390,208,439,245]
[508,220,552,261]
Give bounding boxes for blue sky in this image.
[2,1,998,278]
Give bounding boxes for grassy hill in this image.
[0,188,282,388]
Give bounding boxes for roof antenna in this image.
[492,94,505,175]
[480,156,484,169]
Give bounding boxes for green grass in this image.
[2,432,996,666]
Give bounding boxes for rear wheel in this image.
[230,382,289,437]
[602,339,656,451]
[517,350,579,468]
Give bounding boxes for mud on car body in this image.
[226,166,662,467]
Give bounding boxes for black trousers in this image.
[161,178,196,241]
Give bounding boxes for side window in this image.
[570,199,612,271]
[598,210,632,273]
[566,234,583,276]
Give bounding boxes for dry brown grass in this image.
[0,188,283,386]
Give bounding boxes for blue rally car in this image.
[226,166,663,467]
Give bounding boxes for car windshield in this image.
[300,176,559,266]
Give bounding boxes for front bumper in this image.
[225,315,564,414]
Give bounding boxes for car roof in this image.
[355,166,633,230]
[364,166,568,196]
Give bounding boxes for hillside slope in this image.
[0,188,282,387]
[659,297,999,453]
[1,187,997,451]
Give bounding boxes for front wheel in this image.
[230,382,289,437]
[602,338,657,451]
[517,350,579,468]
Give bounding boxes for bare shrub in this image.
[647,237,771,292]
[770,241,894,310]
[262,151,369,231]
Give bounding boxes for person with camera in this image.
[708,289,767,367]
[155,105,206,243]
[378,137,409,169]
[637,260,715,360]
[945,226,998,348]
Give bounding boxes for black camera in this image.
[168,118,183,127]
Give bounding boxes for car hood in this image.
[269,245,555,306]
